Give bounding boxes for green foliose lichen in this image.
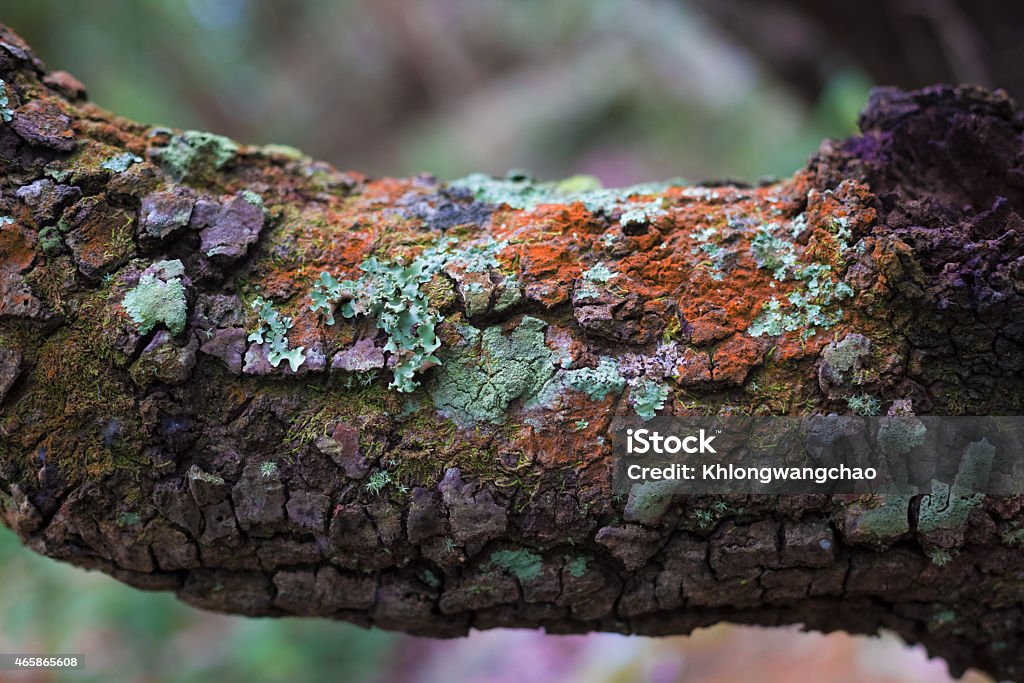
[122,260,188,335]
[431,316,555,424]
[747,227,853,339]
[101,153,143,173]
[248,296,306,372]
[309,238,507,392]
[630,378,669,420]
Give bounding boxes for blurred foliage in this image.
[2,0,870,184]
[0,527,394,683]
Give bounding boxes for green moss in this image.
[1001,526,1024,548]
[38,225,63,256]
[420,569,442,588]
[431,316,556,424]
[485,549,543,581]
[150,130,238,182]
[122,260,188,335]
[365,470,392,496]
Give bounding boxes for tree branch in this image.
[1,23,1023,680]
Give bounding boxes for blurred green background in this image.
[0,1,1002,681]
[4,0,869,185]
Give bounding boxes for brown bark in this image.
[1,23,1024,680]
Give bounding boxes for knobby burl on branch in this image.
[1,22,1023,680]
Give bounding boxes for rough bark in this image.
[1,22,1024,680]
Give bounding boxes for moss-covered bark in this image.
[1,23,1024,680]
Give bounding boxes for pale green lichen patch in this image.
[431,316,556,424]
[748,264,853,339]
[101,153,143,173]
[624,479,675,524]
[918,439,994,539]
[309,238,506,392]
[122,260,188,335]
[577,262,617,300]
[847,393,882,416]
[310,257,441,391]
[150,129,238,181]
[187,464,225,486]
[747,225,854,339]
[564,357,626,401]
[485,548,543,581]
[449,171,683,213]
[630,378,669,420]
[565,556,588,578]
[0,79,12,123]
[840,493,913,549]
[619,201,667,226]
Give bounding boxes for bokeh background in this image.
[1,1,1018,681]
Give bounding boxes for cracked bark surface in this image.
[1,22,1024,680]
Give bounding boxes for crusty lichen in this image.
[149,129,238,182]
[918,439,994,542]
[431,316,556,424]
[485,548,543,581]
[122,260,188,335]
